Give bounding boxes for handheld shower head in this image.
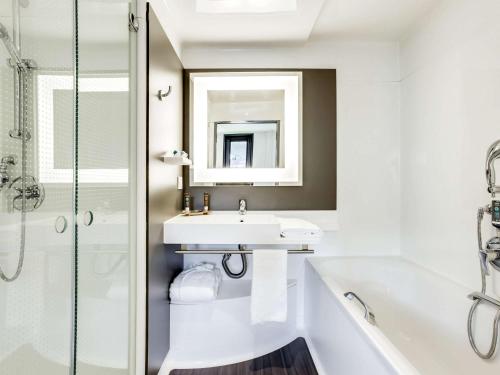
[487,150,500,196]
[486,140,500,196]
[0,23,9,40]
[0,23,24,67]
[485,139,500,195]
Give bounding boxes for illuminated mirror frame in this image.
[37,74,129,184]
[190,72,303,186]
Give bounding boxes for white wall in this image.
[182,41,401,255]
[400,0,500,292]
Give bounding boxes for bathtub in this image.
[305,256,500,375]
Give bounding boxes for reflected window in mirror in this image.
[210,121,281,169]
[223,133,254,168]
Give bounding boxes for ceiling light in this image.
[195,0,297,14]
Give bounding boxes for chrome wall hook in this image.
[157,86,172,101]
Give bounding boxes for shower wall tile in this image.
[400,0,500,294]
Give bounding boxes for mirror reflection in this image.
[207,90,284,169]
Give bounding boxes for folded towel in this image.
[251,249,288,324]
[278,217,322,239]
[169,263,222,304]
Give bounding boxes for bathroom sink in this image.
[163,212,281,245]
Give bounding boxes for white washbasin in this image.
[164,212,281,245]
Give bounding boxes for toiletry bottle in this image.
[183,193,191,214]
[203,192,210,213]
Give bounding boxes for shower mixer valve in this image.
[492,199,500,228]
[0,155,16,189]
[9,175,45,212]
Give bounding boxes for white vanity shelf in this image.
[162,155,192,165]
[170,279,297,303]
[163,212,323,246]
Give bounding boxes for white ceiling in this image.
[166,0,441,46]
[165,0,326,44]
[0,0,441,48]
[311,0,439,41]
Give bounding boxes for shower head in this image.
[0,22,24,67]
[486,140,500,196]
[0,23,9,40]
[19,0,30,8]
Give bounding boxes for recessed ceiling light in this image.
[195,0,297,14]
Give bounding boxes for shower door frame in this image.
[70,0,139,374]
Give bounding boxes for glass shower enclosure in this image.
[0,1,136,374]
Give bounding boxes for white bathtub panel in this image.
[305,262,399,375]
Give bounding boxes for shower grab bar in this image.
[344,291,376,325]
[468,292,500,309]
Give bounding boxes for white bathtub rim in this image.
[307,257,420,375]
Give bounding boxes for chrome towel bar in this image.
[175,249,314,255]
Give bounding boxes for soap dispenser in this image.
[203,192,210,214]
[183,192,191,214]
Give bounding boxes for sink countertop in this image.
[163,212,322,246]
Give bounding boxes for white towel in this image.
[169,263,222,304]
[251,249,288,324]
[278,217,322,240]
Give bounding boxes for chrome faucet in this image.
[0,155,16,189]
[239,199,247,215]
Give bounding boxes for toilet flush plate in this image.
[163,212,281,245]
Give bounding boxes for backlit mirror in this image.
[189,72,302,186]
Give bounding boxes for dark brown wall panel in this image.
[183,69,337,210]
[147,5,184,375]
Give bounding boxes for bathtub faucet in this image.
[468,140,500,360]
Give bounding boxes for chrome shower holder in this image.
[7,57,36,72]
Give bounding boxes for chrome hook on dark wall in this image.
[157,86,172,101]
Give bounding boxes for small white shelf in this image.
[162,155,192,166]
[170,279,297,304]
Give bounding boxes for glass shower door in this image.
[0,1,136,374]
[0,0,75,374]
[74,0,136,374]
